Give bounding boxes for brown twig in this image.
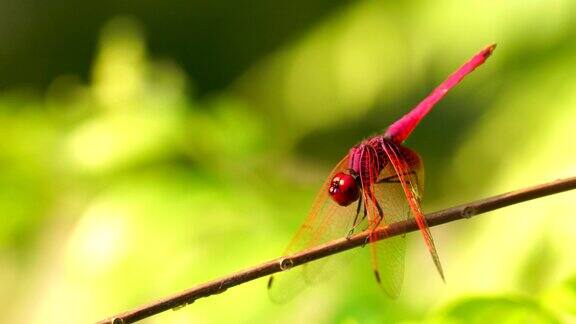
[98,176,576,324]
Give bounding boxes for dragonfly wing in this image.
[370,233,406,298]
[301,200,361,285]
[268,156,361,303]
[360,142,429,297]
[351,144,409,298]
[369,176,411,298]
[380,140,445,281]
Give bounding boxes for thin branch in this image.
[98,176,576,324]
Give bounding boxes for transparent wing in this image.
[268,156,361,303]
[380,140,445,281]
[367,145,424,298]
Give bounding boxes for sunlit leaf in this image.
[437,296,559,324]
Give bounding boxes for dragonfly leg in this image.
[347,196,367,239]
[361,203,370,246]
[368,196,387,282]
[371,195,384,228]
[376,170,422,201]
[376,170,417,184]
[362,195,384,247]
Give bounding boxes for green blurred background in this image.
[1,0,576,323]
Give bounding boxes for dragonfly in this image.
[267,44,496,302]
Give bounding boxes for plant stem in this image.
[97,176,576,324]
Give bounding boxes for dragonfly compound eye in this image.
[328,172,360,206]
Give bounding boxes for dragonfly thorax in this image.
[348,138,389,185]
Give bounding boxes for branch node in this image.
[215,281,228,294]
[279,258,294,271]
[172,304,187,311]
[462,206,478,219]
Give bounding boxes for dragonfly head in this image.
[328,171,360,206]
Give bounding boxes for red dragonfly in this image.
[268,44,496,302]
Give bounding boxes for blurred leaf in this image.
[92,17,148,111]
[563,277,576,315]
[541,274,576,317]
[184,95,267,170]
[65,109,183,174]
[517,235,557,294]
[0,99,58,253]
[436,296,559,324]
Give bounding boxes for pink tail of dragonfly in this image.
[385,44,496,143]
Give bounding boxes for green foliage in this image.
[437,296,559,324]
[1,3,576,324]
